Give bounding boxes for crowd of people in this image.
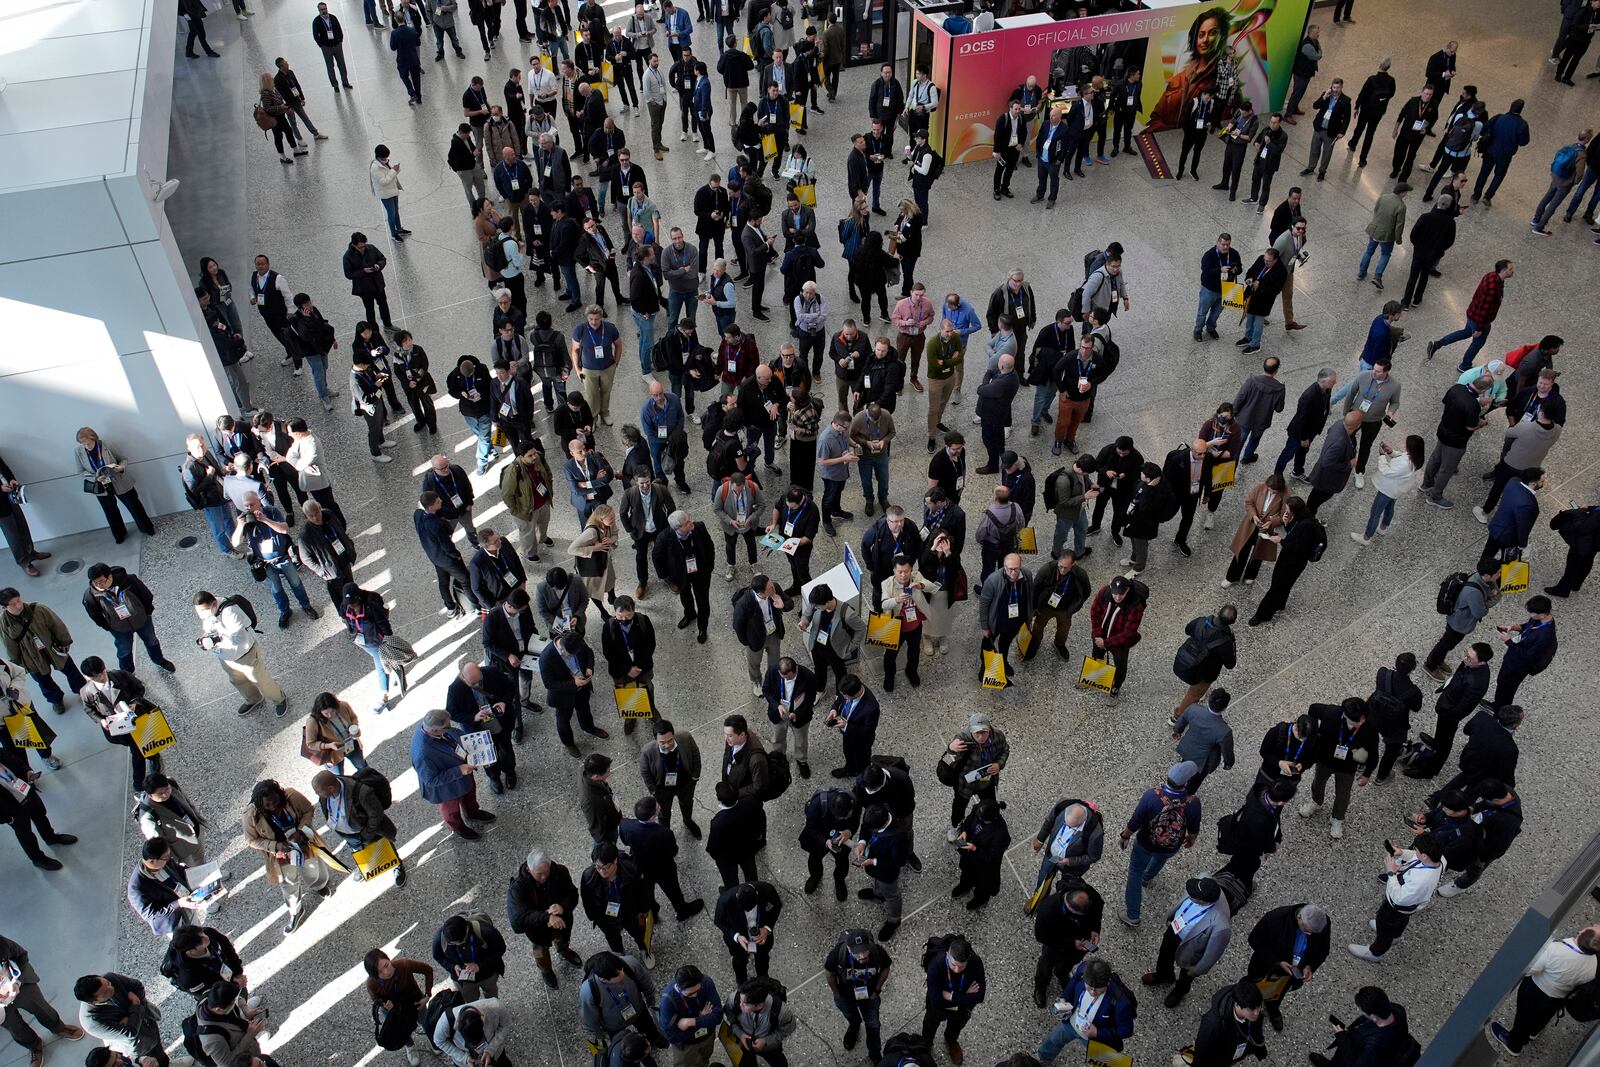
[6,2,1600,1067]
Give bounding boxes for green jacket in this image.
[924,333,965,380]
[1366,192,1408,244]
[0,601,74,675]
[498,454,554,520]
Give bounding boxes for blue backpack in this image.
[1553,144,1581,180]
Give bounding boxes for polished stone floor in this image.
[8,1,1600,1066]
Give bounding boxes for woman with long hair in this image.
[1353,434,1424,546]
[890,197,924,299]
[257,72,302,162]
[1222,471,1288,586]
[569,504,620,616]
[839,193,872,303]
[303,692,368,774]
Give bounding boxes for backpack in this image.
[1145,790,1189,850]
[180,1016,219,1067]
[1553,143,1581,180]
[181,469,207,510]
[1398,738,1444,779]
[880,1031,938,1066]
[1565,973,1600,1022]
[219,593,261,632]
[1172,620,1217,682]
[1436,571,1469,614]
[921,932,959,969]
[1366,670,1409,736]
[1082,249,1105,279]
[1067,285,1085,318]
[1442,115,1475,153]
[483,235,509,273]
[1042,468,1068,511]
[778,5,793,28]
[1211,870,1251,914]
[1214,804,1243,855]
[762,750,793,801]
[252,104,276,131]
[373,996,420,1050]
[355,765,394,809]
[1305,518,1328,562]
[919,148,944,181]
[423,988,465,1043]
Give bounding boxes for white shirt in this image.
[1528,938,1599,999]
[1384,853,1444,911]
[1070,989,1103,1035]
[203,605,255,659]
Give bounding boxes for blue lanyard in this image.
[1284,731,1306,762]
[87,443,106,471]
[433,471,458,494]
[585,325,606,350]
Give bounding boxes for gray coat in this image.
[723,992,796,1048]
[798,594,861,660]
[75,438,136,495]
[1500,420,1562,469]
[1309,421,1357,495]
[578,957,656,1043]
[1231,373,1286,432]
[639,730,701,793]
[1166,894,1232,974]
[1446,574,1497,635]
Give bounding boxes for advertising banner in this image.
[932,0,1310,164]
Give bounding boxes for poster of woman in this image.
[1144,0,1282,133]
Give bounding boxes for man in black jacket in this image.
[706,780,764,887]
[1274,370,1336,479]
[505,849,584,987]
[730,575,785,695]
[1240,902,1330,1031]
[311,3,350,89]
[1401,195,1457,309]
[1299,79,1351,180]
[799,787,858,899]
[1216,779,1294,888]
[581,842,655,961]
[600,595,658,734]
[1435,705,1521,798]
[342,233,394,331]
[653,510,715,641]
[431,913,508,1000]
[1419,642,1491,769]
[1025,549,1091,662]
[1347,60,1396,166]
[1030,874,1103,1007]
[619,796,705,920]
[82,564,175,674]
[446,662,521,793]
[713,880,783,982]
[1162,440,1218,556]
[469,528,528,610]
[480,586,542,702]
[1307,987,1418,1067]
[415,492,480,616]
[1548,503,1600,597]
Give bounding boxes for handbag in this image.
[761,132,778,159]
[1254,975,1292,1003]
[1499,556,1530,594]
[1087,1043,1132,1067]
[4,709,46,750]
[354,837,402,878]
[614,683,653,719]
[83,478,111,497]
[1210,460,1237,490]
[794,182,817,207]
[1015,526,1039,554]
[865,612,901,650]
[980,646,1007,689]
[131,709,177,758]
[1078,655,1114,693]
[788,101,806,129]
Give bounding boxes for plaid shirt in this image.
[1466,271,1504,325]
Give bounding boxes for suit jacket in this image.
[600,614,657,679]
[414,508,463,569]
[713,881,783,942]
[469,545,528,608]
[312,12,344,46]
[1162,447,1218,505]
[127,858,193,936]
[993,111,1028,154]
[445,666,518,738]
[652,522,715,588]
[481,604,539,669]
[762,663,816,726]
[1285,381,1333,440]
[826,689,879,750]
[722,733,769,799]
[707,796,766,861]
[730,589,785,651]
[537,639,596,704]
[618,817,678,876]
[798,595,860,659]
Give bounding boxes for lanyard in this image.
[585,325,607,350]
[1283,730,1306,763]
[87,443,106,471]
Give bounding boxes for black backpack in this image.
[180,1016,219,1067]
[778,4,793,27]
[1042,468,1068,511]
[1443,114,1475,152]
[1082,249,1104,279]
[923,149,944,181]
[220,593,261,632]
[880,1032,937,1066]
[181,469,207,510]
[921,932,959,969]
[1305,519,1328,562]
[762,750,793,801]
[1566,973,1600,1022]
[483,234,510,273]
[423,988,465,1043]
[355,766,394,809]
[1436,571,1469,614]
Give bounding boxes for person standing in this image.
[1358,183,1408,289]
[72,429,155,543]
[312,3,351,89]
[1300,80,1351,180]
[1401,194,1457,309]
[919,936,984,1064]
[1117,762,1201,927]
[505,850,584,988]
[1175,88,1217,181]
[1490,596,1558,708]
[415,492,480,618]
[0,592,86,713]
[1194,234,1242,342]
[411,708,496,840]
[822,929,891,1063]
[1139,876,1233,1009]
[1347,59,1396,166]
[1486,926,1600,1056]
[1,935,85,1065]
[1213,101,1259,201]
[1283,24,1322,120]
[390,17,426,104]
[241,779,329,934]
[992,101,1026,201]
[80,564,175,675]
[1347,835,1444,962]
[1420,372,1493,509]
[1239,903,1330,1033]
[657,965,723,1066]
[1340,359,1401,488]
[1245,113,1288,210]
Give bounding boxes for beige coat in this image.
[303,700,361,765]
[242,788,316,883]
[1229,479,1290,561]
[569,524,618,598]
[75,438,136,495]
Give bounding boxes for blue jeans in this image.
[1030,384,1057,426]
[1037,1018,1089,1063]
[1359,238,1393,279]
[359,640,390,707]
[463,412,494,469]
[1194,287,1222,333]
[1051,510,1087,555]
[362,0,379,22]
[112,620,167,673]
[869,170,883,211]
[1123,840,1175,922]
[1533,178,1573,228]
[1330,359,1375,405]
[666,289,694,330]
[306,353,332,400]
[327,742,370,775]
[1243,314,1264,347]
[1561,168,1600,219]
[263,557,313,614]
[1273,431,1308,477]
[559,263,582,303]
[1433,317,1489,370]
[1237,425,1265,463]
[831,994,882,1056]
[381,194,403,237]
[633,309,659,373]
[1364,491,1397,538]
[203,503,233,554]
[857,453,890,502]
[30,658,87,708]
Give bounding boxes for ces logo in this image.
[957,39,996,55]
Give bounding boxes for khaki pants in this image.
[530,928,573,972]
[771,717,810,760]
[1280,276,1296,325]
[926,375,955,435]
[509,504,552,553]
[223,643,286,706]
[582,364,617,420]
[670,1037,716,1067]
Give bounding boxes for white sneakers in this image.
[1220,578,1233,587]
[1297,800,1318,818]
[1329,818,1343,839]
[1202,512,1214,530]
[373,454,393,463]
[404,1046,421,1066]
[1354,472,1365,489]
[1347,944,1380,962]
[1437,881,1468,898]
[1350,532,1370,547]
[1472,506,1490,524]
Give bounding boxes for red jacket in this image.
[1465,272,1503,325]
[1089,585,1144,650]
[718,337,760,387]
